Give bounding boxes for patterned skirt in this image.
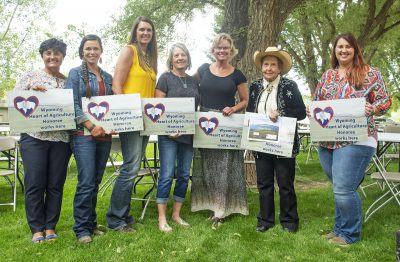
[190,148,248,218]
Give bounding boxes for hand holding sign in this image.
[32,86,48,92]
[90,125,107,137]
[365,102,376,116]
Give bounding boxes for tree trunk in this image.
[220,0,249,67]
[238,0,305,82]
[221,0,305,184]
[244,150,257,187]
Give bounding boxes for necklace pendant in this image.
[266,84,273,94]
[183,83,187,89]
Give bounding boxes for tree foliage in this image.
[106,0,304,81]
[107,0,399,103]
[281,0,400,96]
[105,0,223,52]
[228,0,305,81]
[0,0,55,98]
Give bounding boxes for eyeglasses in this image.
[215,46,230,51]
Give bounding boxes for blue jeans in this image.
[20,134,71,233]
[71,135,111,239]
[318,144,375,243]
[106,131,148,229]
[156,135,194,204]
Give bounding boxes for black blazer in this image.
[247,77,306,156]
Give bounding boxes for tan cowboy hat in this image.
[253,46,292,75]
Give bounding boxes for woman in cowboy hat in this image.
[247,46,306,233]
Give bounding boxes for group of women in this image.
[15,15,391,247]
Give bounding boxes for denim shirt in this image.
[65,66,113,129]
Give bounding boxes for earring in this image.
[99,57,102,64]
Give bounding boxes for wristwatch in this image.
[88,124,96,132]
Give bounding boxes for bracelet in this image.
[88,124,96,132]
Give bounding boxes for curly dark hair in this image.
[39,38,67,57]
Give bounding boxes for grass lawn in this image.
[0,149,398,261]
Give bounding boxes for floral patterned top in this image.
[14,69,70,143]
[313,66,391,149]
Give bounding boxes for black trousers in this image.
[255,152,299,230]
[20,134,71,233]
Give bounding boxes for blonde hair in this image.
[210,33,238,59]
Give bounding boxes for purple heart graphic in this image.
[87,101,109,121]
[14,96,39,118]
[144,103,165,122]
[199,117,219,135]
[313,107,334,128]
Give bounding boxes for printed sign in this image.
[248,114,280,142]
[7,90,75,132]
[241,113,297,157]
[193,112,244,150]
[140,98,195,135]
[82,94,143,134]
[309,98,367,142]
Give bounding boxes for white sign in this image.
[240,112,297,157]
[140,98,195,135]
[309,98,367,142]
[82,94,143,134]
[7,90,75,132]
[193,112,244,150]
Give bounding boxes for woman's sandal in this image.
[173,217,191,228]
[93,227,105,236]
[45,233,58,241]
[211,217,224,230]
[207,215,215,221]
[32,235,45,243]
[159,223,173,233]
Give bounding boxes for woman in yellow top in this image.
[106,16,158,231]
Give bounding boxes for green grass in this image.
[0,150,398,261]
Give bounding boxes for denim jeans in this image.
[106,131,148,229]
[156,135,194,204]
[20,134,71,233]
[318,144,375,243]
[71,135,111,238]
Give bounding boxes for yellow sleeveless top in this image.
[122,45,156,98]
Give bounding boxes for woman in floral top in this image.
[313,33,391,246]
[15,38,72,243]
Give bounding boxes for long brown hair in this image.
[79,34,103,98]
[331,33,366,88]
[128,16,158,74]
